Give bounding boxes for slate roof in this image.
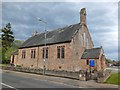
[81,47,102,59]
[12,50,18,55]
[19,23,81,48]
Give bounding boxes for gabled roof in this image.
[19,23,81,49]
[81,47,102,59]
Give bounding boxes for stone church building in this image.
[11,8,106,72]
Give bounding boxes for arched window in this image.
[86,37,88,49]
[80,35,82,45]
[84,33,86,47]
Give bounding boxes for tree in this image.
[13,40,23,48]
[2,23,14,50]
[1,23,14,63]
[106,58,112,64]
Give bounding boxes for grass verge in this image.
[105,72,120,85]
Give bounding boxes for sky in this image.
[1,1,119,60]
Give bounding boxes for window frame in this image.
[61,47,65,59]
[57,46,65,59]
[22,50,26,59]
[42,48,45,59]
[42,47,49,59]
[57,47,60,59]
[31,49,36,59]
[46,47,48,59]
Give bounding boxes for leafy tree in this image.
[13,40,23,48]
[4,47,13,63]
[106,58,112,64]
[1,23,14,64]
[1,40,23,64]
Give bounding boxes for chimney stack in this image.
[80,8,87,25]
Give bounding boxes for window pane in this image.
[34,50,36,58]
[61,47,64,59]
[46,48,48,58]
[57,48,60,58]
[22,50,26,59]
[31,49,36,59]
[42,48,44,59]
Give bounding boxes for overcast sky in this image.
[1,1,118,60]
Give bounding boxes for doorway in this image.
[12,55,14,64]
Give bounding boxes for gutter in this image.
[19,41,71,49]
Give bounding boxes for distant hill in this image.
[13,40,24,49]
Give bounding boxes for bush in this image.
[16,65,22,68]
[2,60,10,64]
[97,70,104,78]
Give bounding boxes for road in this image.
[1,70,118,90]
[105,67,119,72]
[2,71,79,89]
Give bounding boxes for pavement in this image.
[1,70,119,89]
[105,67,119,72]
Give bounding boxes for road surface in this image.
[105,67,119,72]
[1,70,118,90]
[2,71,78,89]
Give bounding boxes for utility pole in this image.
[37,18,47,75]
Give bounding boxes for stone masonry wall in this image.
[15,24,94,72]
[70,24,94,71]
[17,42,73,71]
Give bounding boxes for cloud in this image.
[2,0,120,2]
[2,2,118,60]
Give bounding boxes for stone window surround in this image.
[31,49,36,59]
[57,46,65,59]
[42,47,49,59]
[22,50,26,59]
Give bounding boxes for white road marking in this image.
[1,83,18,90]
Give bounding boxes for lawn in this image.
[105,73,120,85]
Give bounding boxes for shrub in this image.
[16,65,22,68]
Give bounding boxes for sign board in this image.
[90,60,95,67]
